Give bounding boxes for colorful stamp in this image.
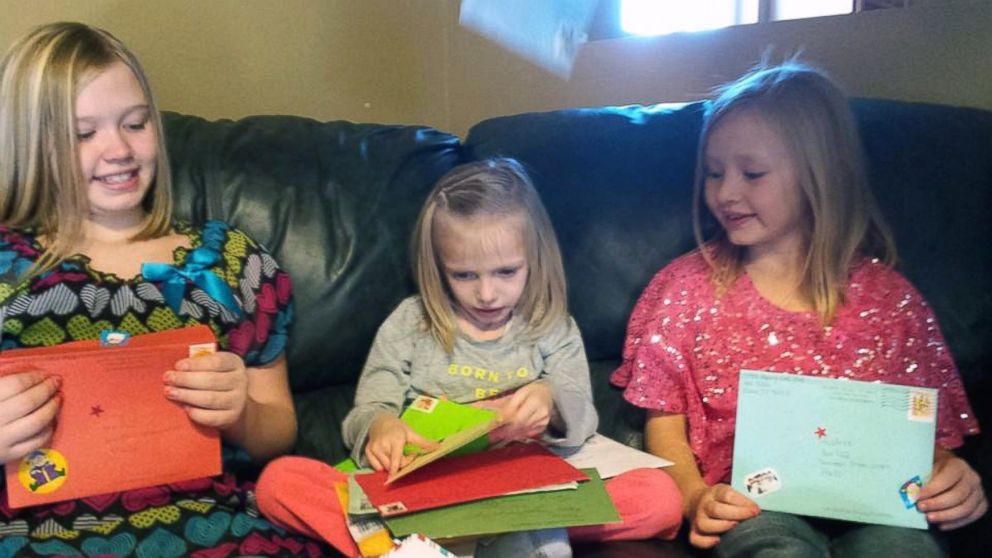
[378,501,408,516]
[907,390,935,423]
[188,342,217,358]
[408,395,438,413]
[744,467,781,497]
[18,449,68,495]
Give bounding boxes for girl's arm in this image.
[533,318,598,446]
[220,355,295,461]
[647,411,758,549]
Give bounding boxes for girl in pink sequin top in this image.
[611,61,985,555]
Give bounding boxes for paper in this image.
[732,370,936,529]
[1,326,222,508]
[551,433,673,478]
[459,0,597,78]
[355,442,588,517]
[384,468,619,540]
[387,396,500,484]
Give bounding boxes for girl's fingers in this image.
[4,394,61,446]
[927,487,985,525]
[4,424,56,462]
[165,386,235,410]
[165,371,239,391]
[0,376,60,426]
[705,499,759,522]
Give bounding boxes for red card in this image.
[354,442,589,516]
[1,326,222,508]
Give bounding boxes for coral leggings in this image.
[256,455,682,557]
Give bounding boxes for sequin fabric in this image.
[611,251,979,486]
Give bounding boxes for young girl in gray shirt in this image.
[257,159,682,556]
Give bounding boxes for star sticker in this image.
[90,405,105,417]
[815,426,827,439]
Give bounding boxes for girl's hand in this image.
[164,351,248,430]
[486,381,554,444]
[366,414,439,475]
[917,451,988,530]
[0,371,61,463]
[687,483,760,549]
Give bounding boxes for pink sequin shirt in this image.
[610,251,979,486]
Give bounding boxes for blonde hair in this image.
[413,158,568,352]
[0,22,173,275]
[692,60,896,325]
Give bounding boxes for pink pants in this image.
[256,455,682,557]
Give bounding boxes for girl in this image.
[0,22,317,555]
[611,61,986,557]
[257,158,683,556]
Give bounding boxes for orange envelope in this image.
[0,326,222,508]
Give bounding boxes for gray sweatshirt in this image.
[342,296,599,465]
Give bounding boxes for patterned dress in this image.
[0,221,326,557]
[611,251,979,486]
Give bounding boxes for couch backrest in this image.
[463,100,992,404]
[163,112,461,392]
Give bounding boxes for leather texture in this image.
[162,99,992,556]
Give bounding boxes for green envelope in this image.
[732,370,936,529]
[334,396,497,472]
[383,468,620,539]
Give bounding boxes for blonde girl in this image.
[258,158,683,556]
[0,22,308,555]
[612,61,985,557]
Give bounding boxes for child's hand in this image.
[164,351,248,430]
[0,371,61,463]
[687,483,759,549]
[917,450,988,530]
[366,414,439,475]
[487,381,554,444]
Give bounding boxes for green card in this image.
[384,468,620,539]
[399,395,497,457]
[333,396,497,473]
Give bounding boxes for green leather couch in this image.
[163,98,992,557]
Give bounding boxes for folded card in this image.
[732,370,936,529]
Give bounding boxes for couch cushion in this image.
[162,112,461,393]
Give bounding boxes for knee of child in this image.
[256,455,321,506]
[609,468,684,537]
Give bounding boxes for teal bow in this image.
[141,248,243,318]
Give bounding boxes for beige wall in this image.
[449,0,992,136]
[0,0,450,128]
[2,1,990,138]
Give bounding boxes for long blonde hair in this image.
[413,158,568,353]
[0,22,173,275]
[692,61,896,325]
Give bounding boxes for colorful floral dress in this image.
[0,221,326,557]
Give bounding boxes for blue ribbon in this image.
[141,247,243,318]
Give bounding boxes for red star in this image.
[90,405,105,417]
[815,426,827,439]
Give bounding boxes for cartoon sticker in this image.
[408,395,438,414]
[744,467,781,497]
[907,390,935,423]
[900,476,923,509]
[18,449,68,495]
[99,330,130,347]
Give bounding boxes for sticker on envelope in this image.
[744,468,781,497]
[907,390,935,423]
[899,476,923,509]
